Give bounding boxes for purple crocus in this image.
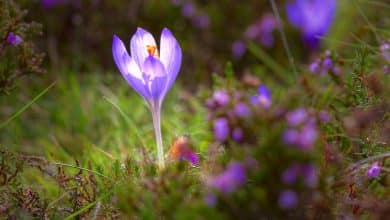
[213,117,230,142]
[7,32,23,46]
[112,27,182,168]
[366,162,381,179]
[278,190,298,209]
[207,162,246,194]
[286,0,336,49]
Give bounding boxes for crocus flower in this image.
[213,117,230,142]
[207,162,246,194]
[366,162,381,179]
[112,27,182,168]
[278,190,298,209]
[286,0,336,49]
[250,85,272,108]
[7,32,23,46]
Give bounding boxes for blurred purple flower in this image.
[213,117,230,142]
[286,108,307,127]
[181,2,196,18]
[309,61,320,73]
[207,162,246,194]
[281,164,300,185]
[296,124,318,150]
[234,102,251,118]
[112,27,182,168]
[41,0,68,8]
[286,0,336,49]
[204,193,217,207]
[301,164,318,187]
[322,58,333,70]
[245,13,277,48]
[171,0,181,6]
[380,42,390,62]
[318,110,331,123]
[232,40,246,59]
[250,85,272,108]
[232,127,244,142]
[7,32,22,46]
[192,14,210,29]
[283,129,299,146]
[213,90,230,107]
[278,190,298,209]
[366,162,381,179]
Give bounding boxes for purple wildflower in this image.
[232,40,246,59]
[301,164,318,187]
[286,108,307,127]
[204,193,217,207]
[278,190,298,209]
[213,90,230,107]
[283,129,300,146]
[213,117,230,142]
[366,162,381,179]
[245,13,277,48]
[192,14,210,29]
[281,164,300,185]
[112,27,182,168]
[7,32,23,46]
[309,61,320,73]
[318,110,331,123]
[232,127,244,142]
[251,85,272,108]
[207,162,246,194]
[234,103,251,118]
[286,0,336,49]
[181,2,196,18]
[296,124,318,150]
[41,0,68,8]
[380,42,390,63]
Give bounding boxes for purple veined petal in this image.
[159,28,182,96]
[142,56,169,101]
[112,35,150,99]
[286,0,304,28]
[130,28,157,69]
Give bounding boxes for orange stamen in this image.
[146,45,158,57]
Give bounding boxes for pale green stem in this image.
[150,101,165,169]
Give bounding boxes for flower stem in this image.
[151,102,165,169]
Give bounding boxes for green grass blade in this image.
[0,81,56,129]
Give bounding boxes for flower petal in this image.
[143,56,168,101]
[130,27,157,70]
[160,28,182,94]
[112,35,149,99]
